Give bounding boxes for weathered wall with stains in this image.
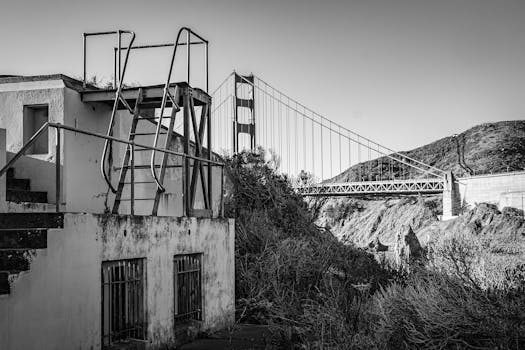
[0,213,235,349]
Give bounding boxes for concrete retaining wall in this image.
[0,213,235,349]
[457,171,525,212]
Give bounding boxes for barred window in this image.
[102,258,146,348]
[174,253,203,324]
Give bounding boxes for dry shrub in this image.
[427,232,525,290]
[225,150,396,348]
[372,271,525,350]
[224,150,525,349]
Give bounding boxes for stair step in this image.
[6,178,30,191]
[0,213,64,230]
[0,229,47,250]
[0,251,30,272]
[7,189,47,203]
[0,272,9,294]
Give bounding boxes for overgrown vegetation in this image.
[224,149,525,349]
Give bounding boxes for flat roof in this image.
[0,74,95,92]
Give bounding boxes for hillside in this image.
[312,120,525,248]
[329,120,525,182]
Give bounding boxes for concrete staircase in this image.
[0,213,63,294]
[6,167,48,204]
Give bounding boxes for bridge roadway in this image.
[296,177,445,196]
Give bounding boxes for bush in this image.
[372,271,525,349]
[224,149,525,349]
[224,149,396,348]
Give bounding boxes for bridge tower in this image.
[233,73,256,152]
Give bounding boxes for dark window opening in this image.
[174,253,203,324]
[102,258,146,348]
[23,104,49,154]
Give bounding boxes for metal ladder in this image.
[112,87,181,215]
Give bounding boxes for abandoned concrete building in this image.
[0,28,235,349]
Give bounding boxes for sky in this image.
[1,0,524,152]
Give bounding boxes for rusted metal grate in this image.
[102,258,146,347]
[174,253,203,324]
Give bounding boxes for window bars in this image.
[174,254,203,324]
[101,258,146,347]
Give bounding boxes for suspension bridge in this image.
[210,72,448,197]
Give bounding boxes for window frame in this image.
[101,258,147,348]
[173,253,204,325]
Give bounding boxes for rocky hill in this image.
[329,120,525,182]
[311,120,525,248]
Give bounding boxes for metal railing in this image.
[0,122,224,215]
[94,27,209,195]
[83,30,137,194]
[149,27,208,193]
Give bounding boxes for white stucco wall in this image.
[0,213,235,350]
[458,171,525,212]
[62,88,114,213]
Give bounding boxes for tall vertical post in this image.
[82,34,87,88]
[187,30,191,84]
[443,171,460,219]
[207,102,212,214]
[233,73,256,153]
[183,90,191,216]
[117,30,122,87]
[130,144,135,216]
[55,127,61,212]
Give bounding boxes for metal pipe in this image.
[117,41,206,50]
[0,122,223,179]
[220,165,224,217]
[206,103,212,212]
[113,48,117,88]
[130,143,135,215]
[55,127,61,212]
[187,30,191,84]
[117,30,122,86]
[181,156,186,217]
[205,42,209,93]
[83,33,87,88]
[100,31,136,193]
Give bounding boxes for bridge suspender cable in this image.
[211,73,446,180]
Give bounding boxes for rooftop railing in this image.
[0,122,224,216]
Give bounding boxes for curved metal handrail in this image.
[97,30,136,193]
[150,27,209,193]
